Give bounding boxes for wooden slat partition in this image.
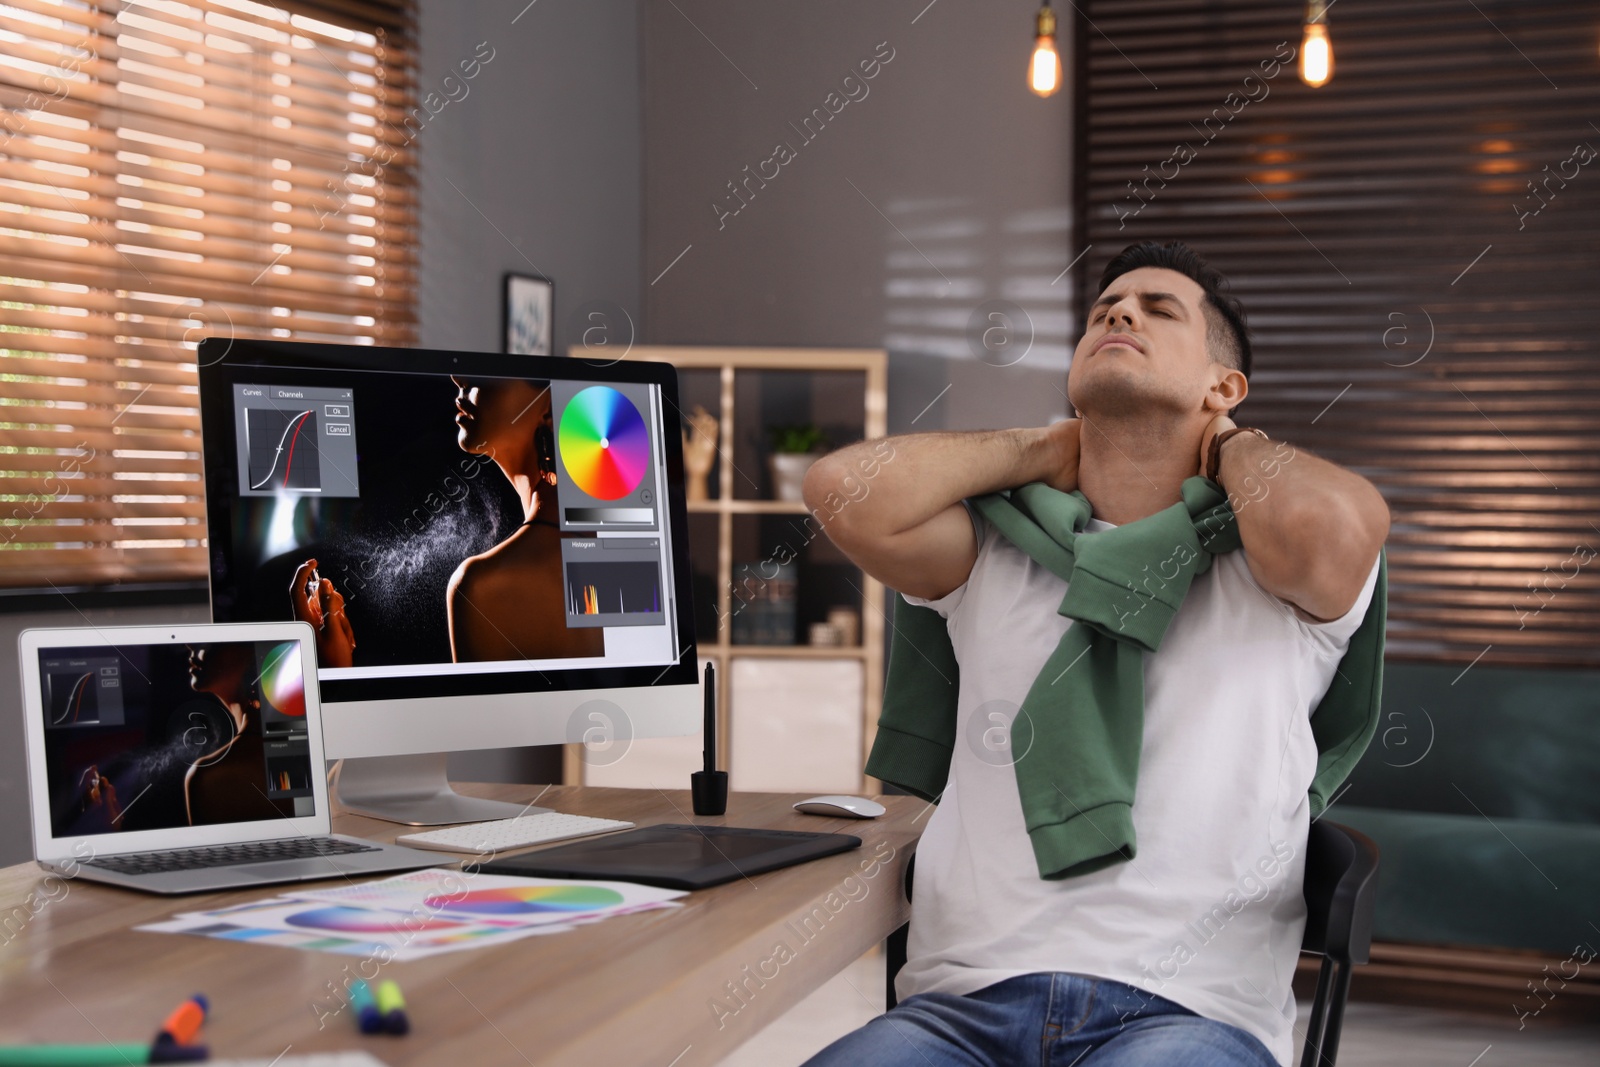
[1077,0,1600,668]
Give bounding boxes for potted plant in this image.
[767,424,827,502]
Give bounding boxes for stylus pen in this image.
[702,662,715,775]
[691,662,727,815]
[0,1044,209,1065]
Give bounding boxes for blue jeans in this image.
[801,972,1280,1067]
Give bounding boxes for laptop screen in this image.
[35,639,317,838]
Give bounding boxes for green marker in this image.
[349,979,383,1034]
[0,1044,208,1066]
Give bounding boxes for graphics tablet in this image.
[477,823,861,889]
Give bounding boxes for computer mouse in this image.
[793,795,886,819]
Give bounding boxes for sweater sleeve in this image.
[866,593,962,803]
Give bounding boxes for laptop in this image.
[18,621,448,894]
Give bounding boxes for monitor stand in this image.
[332,754,553,826]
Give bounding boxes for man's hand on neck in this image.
[1038,418,1082,493]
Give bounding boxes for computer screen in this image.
[196,340,699,821]
[32,639,316,837]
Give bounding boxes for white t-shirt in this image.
[898,510,1380,1067]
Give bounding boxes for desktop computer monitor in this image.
[195,338,700,824]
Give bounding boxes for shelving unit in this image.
[566,346,889,796]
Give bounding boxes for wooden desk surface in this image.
[0,785,924,1066]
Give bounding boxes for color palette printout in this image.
[294,869,682,922]
[136,871,684,960]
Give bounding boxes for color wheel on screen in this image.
[425,884,625,916]
[259,641,305,718]
[284,906,469,934]
[558,386,651,500]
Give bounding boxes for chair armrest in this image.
[1301,819,1380,965]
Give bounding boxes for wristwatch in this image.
[1206,426,1269,486]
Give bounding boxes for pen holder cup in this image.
[691,770,729,816]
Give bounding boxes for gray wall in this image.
[0,0,646,869]
[641,0,1076,433]
[411,0,644,788]
[418,0,642,356]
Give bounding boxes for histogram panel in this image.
[246,409,322,492]
[565,561,662,618]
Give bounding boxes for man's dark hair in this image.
[1097,240,1252,380]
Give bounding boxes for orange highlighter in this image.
[153,995,207,1049]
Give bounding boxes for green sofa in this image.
[1331,661,1600,956]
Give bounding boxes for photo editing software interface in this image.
[37,640,315,837]
[212,366,681,680]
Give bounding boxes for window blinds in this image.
[0,0,415,588]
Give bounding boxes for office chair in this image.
[884,819,1379,1067]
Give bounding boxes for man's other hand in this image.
[1197,413,1236,479]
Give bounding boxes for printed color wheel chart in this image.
[426,884,625,916]
[285,906,468,934]
[558,386,651,500]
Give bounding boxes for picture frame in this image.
[503,272,554,355]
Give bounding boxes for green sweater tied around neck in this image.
[865,475,1387,881]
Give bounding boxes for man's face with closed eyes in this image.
[1067,267,1238,421]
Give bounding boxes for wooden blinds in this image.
[0,0,416,589]
[1076,0,1600,669]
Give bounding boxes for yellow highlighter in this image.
[374,979,409,1036]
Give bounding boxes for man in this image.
[800,241,1388,1067]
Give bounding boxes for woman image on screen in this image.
[183,643,294,825]
[443,376,605,662]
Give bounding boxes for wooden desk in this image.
[0,785,923,1066]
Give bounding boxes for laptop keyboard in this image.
[85,837,380,876]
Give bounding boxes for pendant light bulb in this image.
[1029,4,1061,98]
[1299,0,1334,88]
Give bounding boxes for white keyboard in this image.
[396,811,635,854]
